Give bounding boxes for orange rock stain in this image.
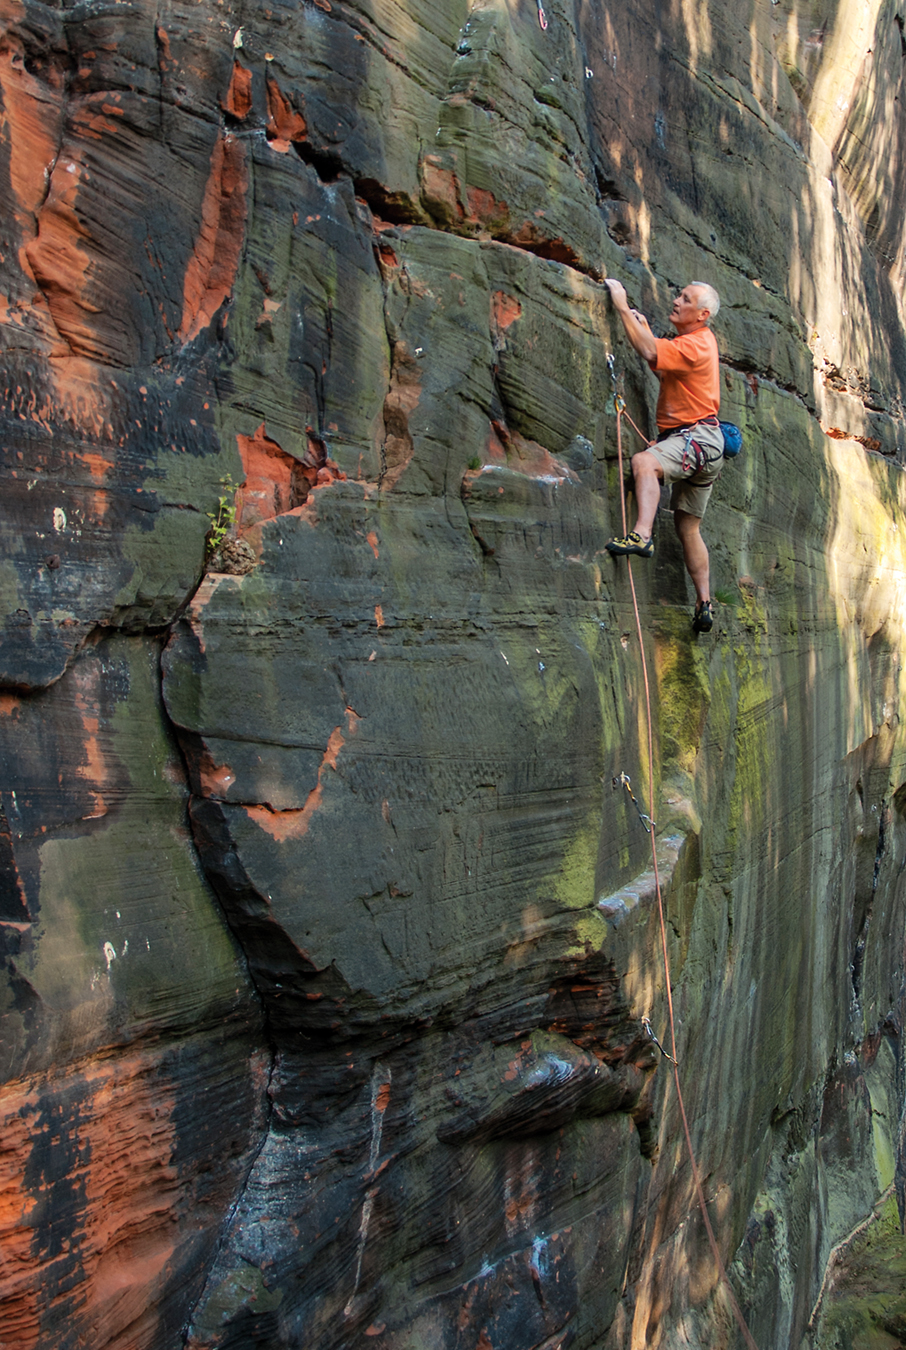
[222,61,253,119]
[491,290,522,332]
[23,149,93,353]
[376,240,399,271]
[0,33,78,355]
[178,133,248,344]
[235,422,297,531]
[46,358,114,442]
[0,34,64,219]
[0,1085,40,1349]
[196,750,236,798]
[156,27,173,68]
[246,711,359,843]
[374,1081,391,1113]
[0,1052,179,1350]
[487,423,507,461]
[256,295,282,329]
[466,185,508,226]
[265,75,307,152]
[78,449,114,486]
[69,658,111,820]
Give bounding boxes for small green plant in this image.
[713,585,738,607]
[467,456,481,471]
[206,475,237,554]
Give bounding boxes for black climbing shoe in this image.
[606,530,654,558]
[692,599,713,633]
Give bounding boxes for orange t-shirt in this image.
[651,327,719,431]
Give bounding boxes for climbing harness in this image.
[652,416,725,476]
[679,427,719,476]
[608,361,761,1350]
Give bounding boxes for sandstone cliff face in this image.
[2,1,906,1347]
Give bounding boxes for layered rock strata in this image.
[2,1,906,1347]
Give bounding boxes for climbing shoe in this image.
[692,599,713,633]
[606,530,654,558]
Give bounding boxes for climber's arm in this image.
[603,278,658,364]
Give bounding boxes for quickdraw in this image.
[612,771,655,833]
[642,1016,678,1065]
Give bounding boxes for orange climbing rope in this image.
[612,392,761,1350]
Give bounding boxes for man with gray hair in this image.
[603,279,723,634]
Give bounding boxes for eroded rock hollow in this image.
[2,0,906,1346]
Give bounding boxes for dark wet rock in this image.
[436,1029,648,1145]
[3,0,906,1347]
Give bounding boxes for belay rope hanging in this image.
[607,356,760,1350]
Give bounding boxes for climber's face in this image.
[670,286,709,332]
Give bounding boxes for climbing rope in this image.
[610,367,761,1350]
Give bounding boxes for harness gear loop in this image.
[672,416,724,476]
[680,426,697,474]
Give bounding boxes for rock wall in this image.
[2,0,906,1347]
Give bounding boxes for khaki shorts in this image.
[644,419,725,518]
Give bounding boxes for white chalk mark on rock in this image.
[345,1063,391,1316]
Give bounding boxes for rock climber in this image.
[603,278,723,634]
